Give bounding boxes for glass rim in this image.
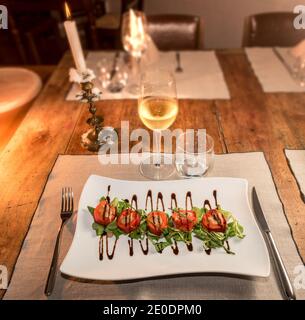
[176,132,214,155]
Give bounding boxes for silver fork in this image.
[44,187,73,296]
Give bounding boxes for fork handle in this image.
[44,221,64,296]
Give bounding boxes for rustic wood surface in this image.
[0,50,304,298]
[0,65,55,155]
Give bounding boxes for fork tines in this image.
[61,187,74,216]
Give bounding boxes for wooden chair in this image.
[243,12,305,47]
[146,14,201,51]
[5,0,66,64]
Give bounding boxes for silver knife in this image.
[252,188,296,300]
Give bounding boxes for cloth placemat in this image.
[285,149,305,201]
[4,152,304,300]
[66,51,230,100]
[245,47,305,93]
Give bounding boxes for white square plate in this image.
[60,175,270,280]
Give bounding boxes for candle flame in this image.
[64,2,72,20]
[129,9,138,39]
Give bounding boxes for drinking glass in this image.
[175,132,214,178]
[97,58,111,89]
[138,69,179,180]
[121,10,147,94]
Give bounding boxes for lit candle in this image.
[63,2,86,72]
[127,9,146,56]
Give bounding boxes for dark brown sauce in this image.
[186,242,193,251]
[145,190,153,211]
[226,240,230,251]
[131,194,138,209]
[185,191,193,210]
[99,235,104,260]
[205,248,211,255]
[204,199,212,210]
[213,190,218,207]
[106,185,111,203]
[156,192,165,211]
[128,238,134,256]
[106,235,118,259]
[171,240,179,255]
[171,193,177,209]
[139,237,149,255]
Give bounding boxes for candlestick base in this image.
[81,128,101,152]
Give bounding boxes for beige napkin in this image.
[66,51,230,100]
[245,47,305,93]
[4,152,304,300]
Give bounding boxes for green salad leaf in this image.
[92,222,104,236]
[87,195,246,255]
[87,206,95,216]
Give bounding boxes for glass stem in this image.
[154,130,161,167]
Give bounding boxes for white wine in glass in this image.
[138,70,179,180]
[138,96,178,130]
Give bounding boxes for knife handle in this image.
[266,231,296,300]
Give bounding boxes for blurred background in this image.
[0,0,302,66]
[1,0,304,153]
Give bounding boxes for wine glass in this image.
[138,69,179,180]
[121,10,147,94]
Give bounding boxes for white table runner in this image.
[4,152,304,300]
[66,51,230,100]
[245,47,305,93]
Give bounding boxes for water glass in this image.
[175,132,214,178]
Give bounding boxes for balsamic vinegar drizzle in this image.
[140,190,154,256]
[205,248,211,255]
[185,191,194,252]
[106,235,118,259]
[98,186,230,259]
[156,192,165,211]
[145,190,153,211]
[203,199,212,210]
[213,190,218,207]
[99,234,118,260]
[171,240,179,255]
[99,185,117,261]
[131,194,138,209]
[139,237,149,255]
[99,234,104,260]
[128,239,134,256]
[186,243,193,251]
[106,185,111,203]
[185,191,193,210]
[171,193,177,208]
[126,194,138,257]
[203,195,213,255]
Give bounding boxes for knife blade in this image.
[252,187,270,232]
[252,187,296,300]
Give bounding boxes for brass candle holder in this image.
[79,81,104,152]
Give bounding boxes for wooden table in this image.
[0,50,304,298]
